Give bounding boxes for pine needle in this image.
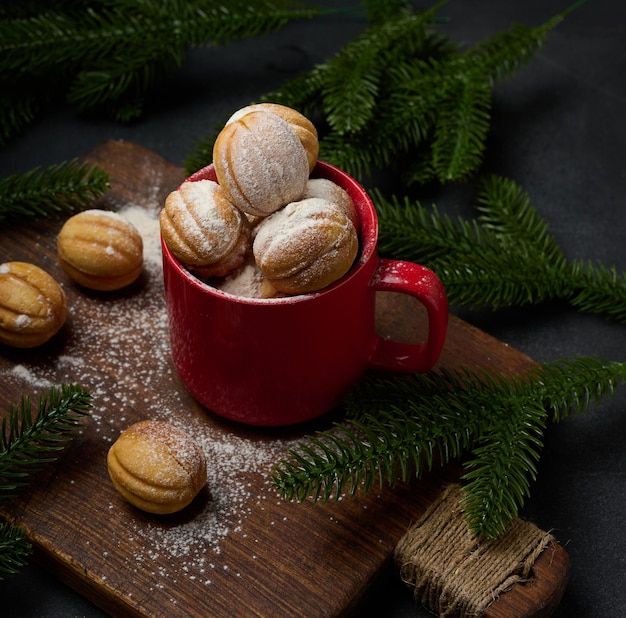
[0,383,92,580]
[0,523,30,580]
[431,74,492,181]
[375,175,626,320]
[0,1,321,131]
[469,15,564,84]
[255,2,574,185]
[271,358,626,538]
[0,383,92,505]
[319,5,445,135]
[569,261,626,323]
[0,159,110,223]
[0,85,49,148]
[532,357,626,422]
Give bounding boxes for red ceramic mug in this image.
[161,161,448,426]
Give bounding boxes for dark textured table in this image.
[1,2,625,616]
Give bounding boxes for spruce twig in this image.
[183,2,442,176]
[374,175,626,321]
[0,523,30,580]
[249,2,576,185]
[186,2,580,181]
[0,384,92,504]
[0,0,321,136]
[569,261,626,323]
[0,82,49,147]
[0,383,92,579]
[271,358,626,538]
[0,159,110,223]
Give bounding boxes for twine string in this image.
[394,484,554,618]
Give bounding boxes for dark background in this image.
[1,1,625,616]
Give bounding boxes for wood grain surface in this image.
[0,140,568,617]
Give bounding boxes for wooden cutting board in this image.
[0,140,568,617]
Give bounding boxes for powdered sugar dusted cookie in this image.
[213,110,309,217]
[253,197,358,294]
[160,179,251,278]
[227,103,319,173]
[107,420,207,515]
[0,261,67,348]
[57,209,143,291]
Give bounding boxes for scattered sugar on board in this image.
[10,364,52,388]
[118,204,163,274]
[0,202,303,587]
[127,428,295,578]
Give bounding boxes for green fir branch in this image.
[431,73,492,181]
[375,175,626,320]
[1,1,320,75]
[321,38,382,136]
[0,1,320,131]
[533,356,626,422]
[183,3,455,179]
[370,189,493,262]
[0,384,92,505]
[318,4,446,136]
[372,183,565,309]
[271,358,626,538]
[0,523,30,580]
[185,1,572,180]
[255,2,576,185]
[261,3,455,181]
[0,159,110,223]
[463,357,625,537]
[0,84,50,148]
[67,49,180,122]
[0,383,92,579]
[470,16,562,84]
[460,395,547,538]
[474,175,561,258]
[569,261,626,323]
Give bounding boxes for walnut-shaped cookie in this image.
[253,197,359,295]
[160,179,251,278]
[226,103,319,173]
[57,209,143,291]
[302,177,358,229]
[0,261,67,348]
[107,420,207,515]
[213,110,309,217]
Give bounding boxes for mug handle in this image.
[368,259,448,373]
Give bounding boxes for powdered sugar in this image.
[1,201,302,587]
[15,314,31,327]
[303,177,358,228]
[214,262,281,299]
[85,208,134,225]
[118,204,162,274]
[161,180,242,261]
[214,111,308,216]
[253,198,358,289]
[10,364,53,388]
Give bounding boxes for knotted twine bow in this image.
[394,483,554,618]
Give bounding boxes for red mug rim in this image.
[161,160,379,305]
